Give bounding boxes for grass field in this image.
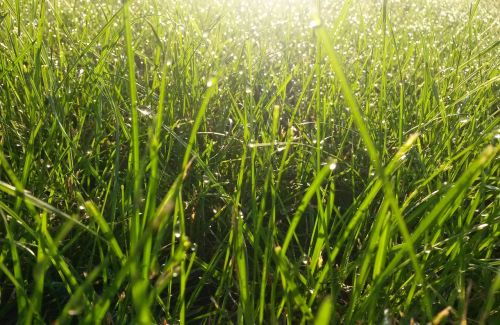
[0,0,499,323]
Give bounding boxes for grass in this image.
[0,0,499,323]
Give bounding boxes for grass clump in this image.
[0,0,499,323]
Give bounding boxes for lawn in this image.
[0,0,499,323]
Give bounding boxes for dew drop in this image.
[309,18,321,29]
[301,254,309,265]
[477,223,488,230]
[174,221,181,238]
[68,308,81,316]
[138,107,152,117]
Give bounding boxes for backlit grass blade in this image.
[314,16,432,314]
[373,145,498,298]
[182,78,218,168]
[28,206,50,324]
[314,296,333,325]
[309,133,420,304]
[142,60,169,279]
[123,0,141,247]
[233,139,253,324]
[280,162,332,255]
[83,200,125,263]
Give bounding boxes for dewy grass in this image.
[0,0,499,324]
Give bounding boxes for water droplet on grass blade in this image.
[68,308,81,316]
[301,254,309,265]
[174,221,181,238]
[138,107,152,117]
[309,17,321,29]
[172,266,180,277]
